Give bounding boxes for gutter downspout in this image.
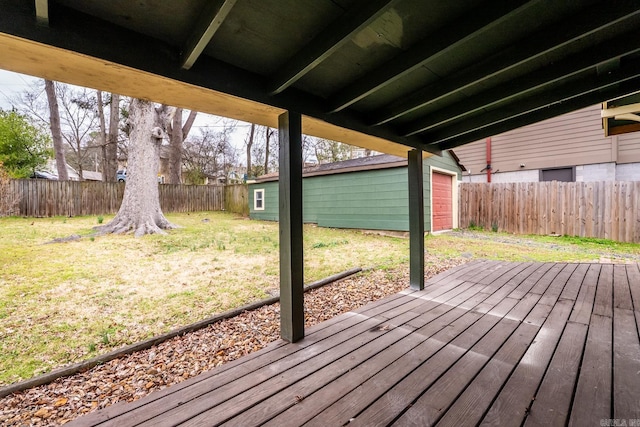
[486,137,492,183]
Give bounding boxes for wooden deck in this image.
[70,260,640,426]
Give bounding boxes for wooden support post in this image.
[278,111,304,342]
[408,149,425,290]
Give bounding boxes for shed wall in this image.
[248,152,461,232]
[249,182,279,221]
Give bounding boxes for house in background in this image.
[249,151,463,233]
[32,159,103,181]
[455,104,640,183]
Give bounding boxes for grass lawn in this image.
[0,211,638,385]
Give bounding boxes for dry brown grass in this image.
[0,212,410,385]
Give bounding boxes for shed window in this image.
[254,189,265,210]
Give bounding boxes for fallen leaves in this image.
[33,408,48,418]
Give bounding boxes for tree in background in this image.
[0,108,51,178]
[263,127,275,175]
[182,120,236,184]
[97,99,176,236]
[242,127,360,178]
[166,107,197,184]
[249,125,278,177]
[245,123,255,179]
[21,81,125,181]
[312,138,352,164]
[96,90,121,182]
[44,80,69,180]
[301,135,317,164]
[55,86,99,179]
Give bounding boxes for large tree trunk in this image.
[97,99,177,237]
[44,80,69,180]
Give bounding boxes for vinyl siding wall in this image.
[455,104,640,181]
[248,152,461,231]
[618,132,640,164]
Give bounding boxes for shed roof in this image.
[255,150,464,182]
[256,154,405,182]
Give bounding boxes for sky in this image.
[0,69,34,108]
[0,69,254,163]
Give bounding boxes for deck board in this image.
[480,298,574,426]
[559,263,590,301]
[593,264,614,317]
[68,261,640,427]
[626,264,640,312]
[435,304,551,427]
[612,308,640,419]
[348,310,517,426]
[393,317,521,426]
[508,263,556,299]
[538,263,578,306]
[569,314,612,426]
[263,304,479,427]
[524,321,588,426]
[568,264,600,325]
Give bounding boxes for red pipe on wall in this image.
[486,137,492,183]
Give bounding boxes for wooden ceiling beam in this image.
[371,1,640,126]
[0,2,438,155]
[327,0,537,113]
[437,77,640,150]
[426,60,640,147]
[401,31,640,136]
[268,0,400,95]
[180,0,237,70]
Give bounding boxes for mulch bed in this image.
[0,257,465,426]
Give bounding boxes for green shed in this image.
[249,151,463,232]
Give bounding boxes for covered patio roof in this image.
[2,4,640,422]
[2,0,640,157]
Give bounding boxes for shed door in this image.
[432,172,453,231]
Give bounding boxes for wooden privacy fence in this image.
[225,184,249,216]
[459,181,640,243]
[7,180,248,217]
[158,183,224,213]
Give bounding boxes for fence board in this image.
[6,180,248,218]
[459,181,639,243]
[635,182,640,243]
